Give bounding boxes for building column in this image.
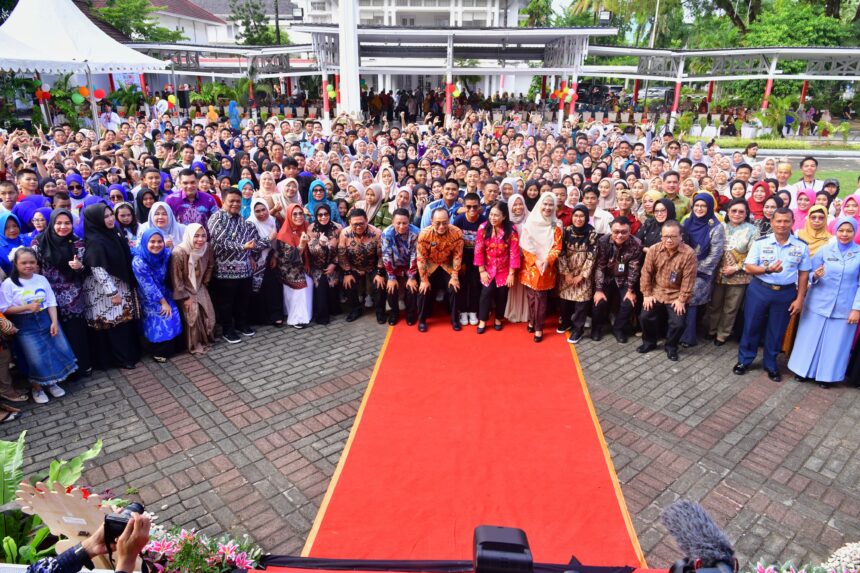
[337,0,361,117]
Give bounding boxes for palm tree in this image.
[189,82,227,107]
[108,84,143,117]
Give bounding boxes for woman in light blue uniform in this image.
[788,216,860,388]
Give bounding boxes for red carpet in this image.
[263,323,645,570]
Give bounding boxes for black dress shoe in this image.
[376,314,387,325]
[636,343,657,354]
[767,369,782,382]
[527,324,535,333]
[818,382,830,389]
[794,374,809,382]
[713,339,726,347]
[534,334,542,343]
[406,319,416,326]
[666,349,679,361]
[346,309,362,322]
[613,331,628,343]
[388,314,398,326]
[591,331,603,342]
[733,363,748,375]
[452,322,462,331]
[476,326,486,334]
[417,322,427,332]
[494,321,503,331]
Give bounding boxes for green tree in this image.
[229,0,276,45]
[519,0,553,27]
[95,0,186,42]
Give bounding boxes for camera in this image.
[104,502,144,547]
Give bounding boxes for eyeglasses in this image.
[68,185,82,190]
[465,205,480,211]
[654,207,667,213]
[318,212,330,218]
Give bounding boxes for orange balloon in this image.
[78,87,89,97]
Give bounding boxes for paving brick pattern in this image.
[3,321,859,569]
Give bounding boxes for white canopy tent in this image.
[0,0,168,133]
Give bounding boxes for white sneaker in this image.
[31,389,49,404]
[468,313,478,326]
[459,312,469,326]
[45,384,66,398]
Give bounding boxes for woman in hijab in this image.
[276,204,313,328]
[504,194,530,324]
[707,198,757,346]
[0,213,24,275]
[273,177,303,217]
[557,204,598,343]
[21,208,52,246]
[34,209,91,376]
[375,187,412,229]
[753,194,781,239]
[107,184,129,207]
[789,217,860,388]
[680,193,725,348]
[0,247,78,404]
[66,174,89,212]
[170,224,215,355]
[637,198,676,251]
[519,193,562,343]
[799,205,832,255]
[236,179,256,219]
[135,188,158,224]
[12,196,51,233]
[596,178,616,210]
[139,201,186,249]
[376,165,398,200]
[82,203,140,370]
[229,150,247,184]
[747,181,772,221]
[307,203,342,326]
[217,156,234,182]
[132,228,181,362]
[522,180,542,212]
[306,180,343,225]
[356,183,384,224]
[637,189,663,223]
[828,194,860,242]
[793,188,816,231]
[247,198,283,327]
[500,178,518,201]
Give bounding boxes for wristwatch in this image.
[73,543,96,571]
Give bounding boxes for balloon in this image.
[34,88,43,98]
[94,88,105,99]
[167,94,176,104]
[32,79,41,87]
[78,87,89,97]
[168,101,174,109]
[453,90,460,97]
[41,84,50,92]
[71,93,84,104]
[42,92,50,100]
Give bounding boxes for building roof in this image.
[73,0,132,43]
[92,0,225,24]
[187,0,300,17]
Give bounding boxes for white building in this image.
[292,0,529,95]
[188,0,302,43]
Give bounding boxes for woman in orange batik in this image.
[519,193,562,343]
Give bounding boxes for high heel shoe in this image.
[527,324,534,333]
[494,321,503,331]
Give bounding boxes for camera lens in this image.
[121,501,145,517]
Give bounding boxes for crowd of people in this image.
[0,103,857,415]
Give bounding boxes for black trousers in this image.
[417,268,459,324]
[250,266,284,325]
[313,278,341,324]
[559,299,590,335]
[387,277,417,322]
[592,282,635,335]
[151,337,177,359]
[478,282,508,322]
[344,273,386,319]
[457,265,481,314]
[214,277,252,334]
[61,313,91,373]
[640,301,687,351]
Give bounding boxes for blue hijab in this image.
[0,212,24,274]
[237,178,254,219]
[12,195,51,232]
[228,100,241,130]
[216,156,234,181]
[108,184,128,202]
[65,173,88,200]
[306,180,343,225]
[135,227,171,275]
[683,192,720,261]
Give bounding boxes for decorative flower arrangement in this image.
[142,527,262,573]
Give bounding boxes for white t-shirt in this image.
[0,274,57,313]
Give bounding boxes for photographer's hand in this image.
[115,513,150,573]
[81,523,108,558]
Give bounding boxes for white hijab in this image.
[178,223,208,290]
[507,193,530,233]
[521,192,557,265]
[246,197,276,262]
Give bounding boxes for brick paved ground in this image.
[3,319,860,569]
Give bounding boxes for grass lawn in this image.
[815,169,858,197]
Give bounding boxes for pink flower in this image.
[234,551,254,569]
[179,529,196,541]
[144,539,178,556]
[217,541,238,560]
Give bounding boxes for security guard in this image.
[734,207,811,381]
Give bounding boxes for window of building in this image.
[401,17,415,26]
